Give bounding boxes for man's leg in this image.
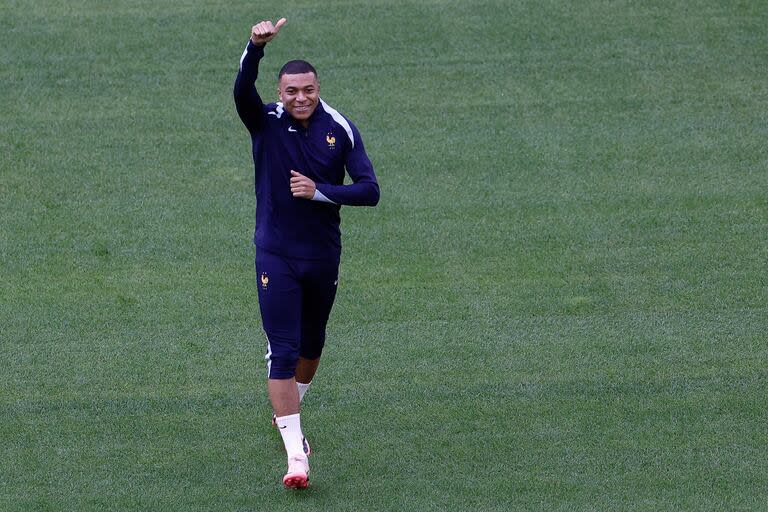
[268,375,311,458]
[268,378,300,416]
[295,258,339,404]
[270,377,308,488]
[296,357,320,382]
[269,360,315,421]
[256,250,309,488]
[270,360,315,435]
[295,357,320,401]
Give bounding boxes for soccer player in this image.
[233,18,380,489]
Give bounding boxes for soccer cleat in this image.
[282,455,309,489]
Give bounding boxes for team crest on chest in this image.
[260,272,269,289]
[326,132,336,149]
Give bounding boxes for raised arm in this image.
[233,18,287,133]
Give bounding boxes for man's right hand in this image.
[250,18,287,45]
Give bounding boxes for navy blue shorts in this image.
[256,249,339,379]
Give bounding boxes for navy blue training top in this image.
[234,41,380,261]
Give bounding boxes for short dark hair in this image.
[278,60,318,80]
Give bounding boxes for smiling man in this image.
[233,18,380,490]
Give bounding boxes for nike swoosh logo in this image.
[279,425,287,429]
[288,126,297,132]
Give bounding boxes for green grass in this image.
[2,0,767,510]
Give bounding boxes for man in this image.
[233,18,380,489]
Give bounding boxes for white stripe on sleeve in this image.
[239,44,249,71]
[312,189,338,204]
[319,99,354,148]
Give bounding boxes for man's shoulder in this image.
[318,99,357,148]
[264,102,287,119]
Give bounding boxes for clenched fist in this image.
[290,170,316,199]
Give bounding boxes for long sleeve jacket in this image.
[234,41,380,261]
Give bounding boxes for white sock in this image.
[297,381,311,403]
[275,413,305,459]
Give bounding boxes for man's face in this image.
[278,72,319,124]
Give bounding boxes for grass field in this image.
[2,0,767,510]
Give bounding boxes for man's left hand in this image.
[290,170,316,199]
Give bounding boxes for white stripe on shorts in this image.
[264,334,273,377]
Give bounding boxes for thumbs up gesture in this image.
[250,18,287,45]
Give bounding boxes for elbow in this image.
[233,83,241,104]
[233,78,244,101]
[233,74,248,102]
[369,183,380,206]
